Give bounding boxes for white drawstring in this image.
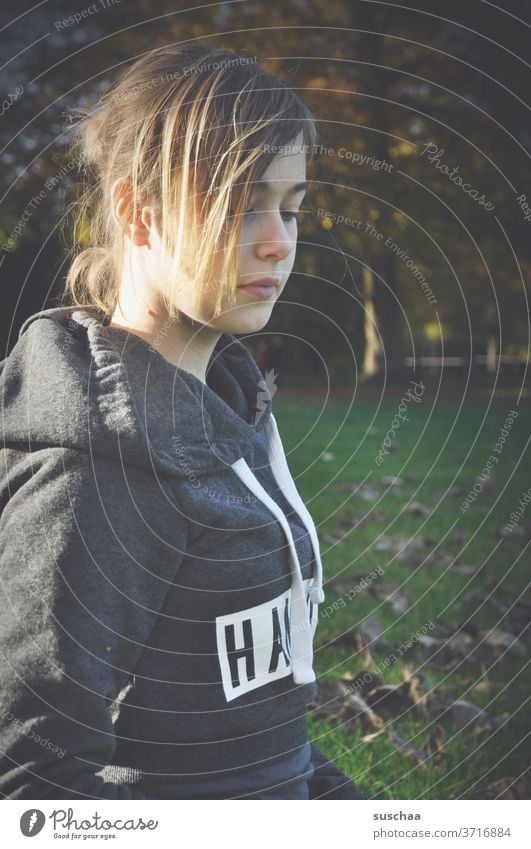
[264,414,325,605]
[229,413,325,685]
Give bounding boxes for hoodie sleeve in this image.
[0,446,188,799]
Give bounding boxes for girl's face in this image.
[174,132,308,334]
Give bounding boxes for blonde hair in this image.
[62,44,318,322]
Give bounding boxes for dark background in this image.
[1,0,529,394]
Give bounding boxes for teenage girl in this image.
[0,43,367,800]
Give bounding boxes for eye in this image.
[244,208,301,222]
[281,211,301,222]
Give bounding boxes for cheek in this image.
[236,229,252,261]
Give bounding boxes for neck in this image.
[109,302,222,384]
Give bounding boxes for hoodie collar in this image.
[9,305,272,478]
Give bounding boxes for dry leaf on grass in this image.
[427,724,446,763]
[374,536,395,551]
[324,626,374,667]
[342,692,385,732]
[387,731,430,765]
[404,501,432,517]
[361,729,386,742]
[428,694,510,734]
[358,616,387,649]
[370,582,413,614]
[362,725,445,767]
[486,775,531,800]
[483,596,531,636]
[411,619,527,670]
[333,481,368,494]
[498,522,531,539]
[308,678,384,731]
[481,627,528,658]
[380,475,404,486]
[363,674,428,718]
[365,684,414,717]
[306,679,350,722]
[401,673,429,711]
[340,670,385,697]
[449,562,482,576]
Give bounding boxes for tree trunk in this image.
[361,265,381,378]
[362,253,406,383]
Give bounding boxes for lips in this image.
[238,276,280,289]
[237,276,280,300]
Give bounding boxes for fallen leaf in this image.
[370,582,412,614]
[450,562,482,576]
[435,486,466,500]
[326,627,373,667]
[359,487,379,502]
[404,501,431,517]
[307,679,348,722]
[361,729,386,742]
[374,536,395,551]
[427,724,445,764]
[481,627,528,658]
[366,684,413,717]
[486,775,531,800]
[370,509,391,522]
[326,574,369,595]
[333,481,370,494]
[425,690,454,718]
[322,532,345,545]
[472,664,493,695]
[485,596,531,635]
[499,523,531,539]
[401,674,428,711]
[340,670,385,698]
[358,616,387,649]
[326,571,383,596]
[412,621,497,670]
[335,504,357,528]
[474,472,495,489]
[451,529,468,543]
[396,536,436,566]
[387,731,429,765]
[447,699,509,734]
[309,677,384,731]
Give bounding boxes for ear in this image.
[111,179,156,247]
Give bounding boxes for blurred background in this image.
[1,0,529,800]
[1,0,529,394]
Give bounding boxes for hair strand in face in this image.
[62,45,318,322]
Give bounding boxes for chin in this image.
[210,303,275,335]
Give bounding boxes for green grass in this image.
[274,395,530,799]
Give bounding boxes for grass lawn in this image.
[274,392,530,800]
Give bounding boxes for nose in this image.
[253,211,294,262]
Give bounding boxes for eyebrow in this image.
[252,180,308,197]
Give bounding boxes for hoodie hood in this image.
[1,305,268,478]
[1,304,324,684]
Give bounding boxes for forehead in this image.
[255,141,307,193]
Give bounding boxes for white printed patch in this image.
[216,578,318,702]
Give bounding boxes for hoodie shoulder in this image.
[1,307,155,471]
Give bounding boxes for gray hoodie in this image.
[0,305,364,800]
